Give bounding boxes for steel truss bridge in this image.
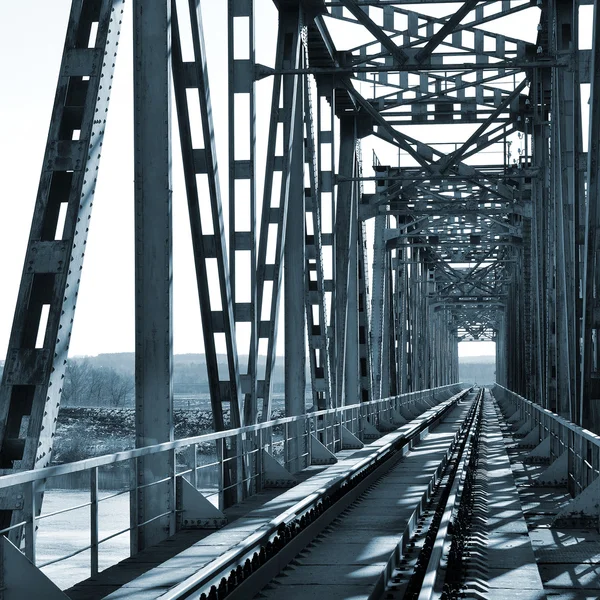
[1,0,600,598]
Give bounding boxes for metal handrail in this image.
[0,383,466,587]
[0,384,462,490]
[493,383,600,497]
[493,384,600,447]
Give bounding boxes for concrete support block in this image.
[496,397,513,412]
[401,404,420,419]
[262,450,298,488]
[378,418,396,432]
[553,478,600,528]
[536,452,568,486]
[508,408,523,424]
[515,420,534,436]
[420,395,435,407]
[0,537,69,599]
[177,478,227,529]
[362,419,381,440]
[310,435,337,465]
[341,426,364,449]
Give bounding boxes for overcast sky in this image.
[1,1,579,361]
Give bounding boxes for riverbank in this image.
[53,407,285,463]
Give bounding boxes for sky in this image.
[1,1,580,362]
[0,1,278,359]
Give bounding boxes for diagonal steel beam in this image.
[340,0,408,64]
[414,0,483,64]
[441,79,528,172]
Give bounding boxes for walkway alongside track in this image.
[495,391,600,599]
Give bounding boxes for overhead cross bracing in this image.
[315,2,535,352]
[1,0,600,576]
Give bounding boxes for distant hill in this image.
[459,354,495,364]
[1,351,497,390]
[70,352,292,389]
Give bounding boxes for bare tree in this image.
[104,369,134,407]
[63,359,92,406]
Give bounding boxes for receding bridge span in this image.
[1,1,600,598]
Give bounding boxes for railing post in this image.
[90,467,99,577]
[192,444,198,490]
[24,480,36,564]
[284,422,290,470]
[217,438,225,510]
[238,432,245,502]
[257,429,264,491]
[129,458,139,556]
[307,416,313,466]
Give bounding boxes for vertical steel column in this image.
[398,249,409,393]
[390,244,403,394]
[285,47,305,472]
[357,221,373,403]
[345,185,359,405]
[228,0,257,425]
[407,256,414,392]
[580,0,600,429]
[521,214,535,400]
[370,214,387,399]
[573,4,586,421]
[552,0,578,418]
[380,254,392,398]
[334,118,356,406]
[531,63,551,408]
[133,0,174,550]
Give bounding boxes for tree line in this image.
[62,360,135,407]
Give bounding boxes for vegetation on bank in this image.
[53,407,286,464]
[0,353,496,465]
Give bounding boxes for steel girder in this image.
[6,0,600,558]
[317,0,532,395]
[0,0,126,545]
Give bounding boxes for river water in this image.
[38,490,130,590]
[39,484,221,590]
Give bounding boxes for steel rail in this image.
[374,388,484,600]
[418,389,483,600]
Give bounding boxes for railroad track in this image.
[380,388,483,600]
[161,387,484,600]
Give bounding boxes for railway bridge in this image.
[1,0,600,598]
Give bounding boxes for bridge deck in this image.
[65,390,600,600]
[67,394,460,599]
[499,402,600,599]
[66,466,332,600]
[257,394,477,599]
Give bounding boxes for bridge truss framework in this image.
[0,0,599,552]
